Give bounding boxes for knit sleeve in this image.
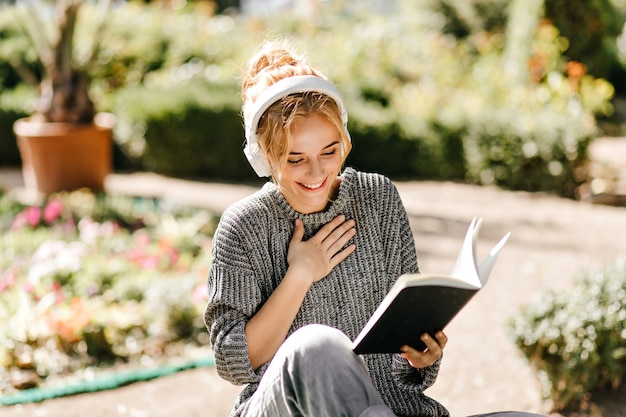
[204,204,267,385]
[391,354,441,392]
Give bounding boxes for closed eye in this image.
[287,141,340,165]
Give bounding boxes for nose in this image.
[308,158,324,177]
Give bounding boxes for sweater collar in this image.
[264,167,356,225]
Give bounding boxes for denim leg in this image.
[241,324,396,417]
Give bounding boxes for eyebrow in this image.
[289,141,340,155]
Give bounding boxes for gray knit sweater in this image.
[204,167,449,417]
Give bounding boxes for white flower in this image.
[28,240,87,284]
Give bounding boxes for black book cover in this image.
[352,218,510,355]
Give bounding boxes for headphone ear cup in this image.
[244,142,272,177]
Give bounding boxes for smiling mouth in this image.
[299,179,325,190]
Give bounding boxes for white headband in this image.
[243,75,350,177]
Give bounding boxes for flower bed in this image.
[0,189,217,397]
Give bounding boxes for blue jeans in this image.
[240,324,546,417]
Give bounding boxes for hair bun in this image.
[252,47,299,74]
[242,40,320,104]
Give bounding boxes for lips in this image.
[299,179,326,190]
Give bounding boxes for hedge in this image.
[0,2,616,198]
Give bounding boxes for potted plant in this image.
[7,0,114,197]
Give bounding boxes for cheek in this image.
[324,156,343,171]
[275,166,299,184]
[269,158,291,181]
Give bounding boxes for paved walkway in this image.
[1,161,626,416]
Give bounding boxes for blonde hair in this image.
[241,40,352,174]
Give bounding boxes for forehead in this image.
[289,114,340,151]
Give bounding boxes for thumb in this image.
[292,219,304,241]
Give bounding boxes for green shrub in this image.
[432,0,509,38]
[0,87,34,166]
[544,0,626,94]
[111,79,255,181]
[431,0,626,95]
[86,4,246,98]
[508,259,626,412]
[467,18,613,196]
[0,8,38,92]
[0,2,617,196]
[190,8,607,193]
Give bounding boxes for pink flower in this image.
[141,256,159,269]
[0,269,17,293]
[192,284,208,304]
[169,250,180,267]
[135,232,151,248]
[11,212,28,230]
[43,199,63,224]
[24,206,42,227]
[157,238,179,268]
[125,247,145,263]
[12,206,43,229]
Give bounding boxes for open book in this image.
[352,218,510,354]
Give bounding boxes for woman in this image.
[204,40,545,417]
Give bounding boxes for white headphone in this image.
[243,75,350,177]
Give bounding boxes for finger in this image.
[399,345,431,368]
[314,215,347,242]
[292,219,304,242]
[421,334,442,357]
[327,225,356,255]
[434,330,448,349]
[329,243,356,266]
[322,218,355,247]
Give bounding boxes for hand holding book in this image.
[352,218,511,354]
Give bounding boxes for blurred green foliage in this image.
[111,79,249,180]
[0,0,621,197]
[508,258,626,413]
[544,0,626,93]
[0,89,31,166]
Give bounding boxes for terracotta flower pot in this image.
[13,112,115,195]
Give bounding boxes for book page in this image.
[449,217,482,288]
[400,273,480,290]
[477,231,511,286]
[449,217,511,287]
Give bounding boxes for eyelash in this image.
[287,149,338,165]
